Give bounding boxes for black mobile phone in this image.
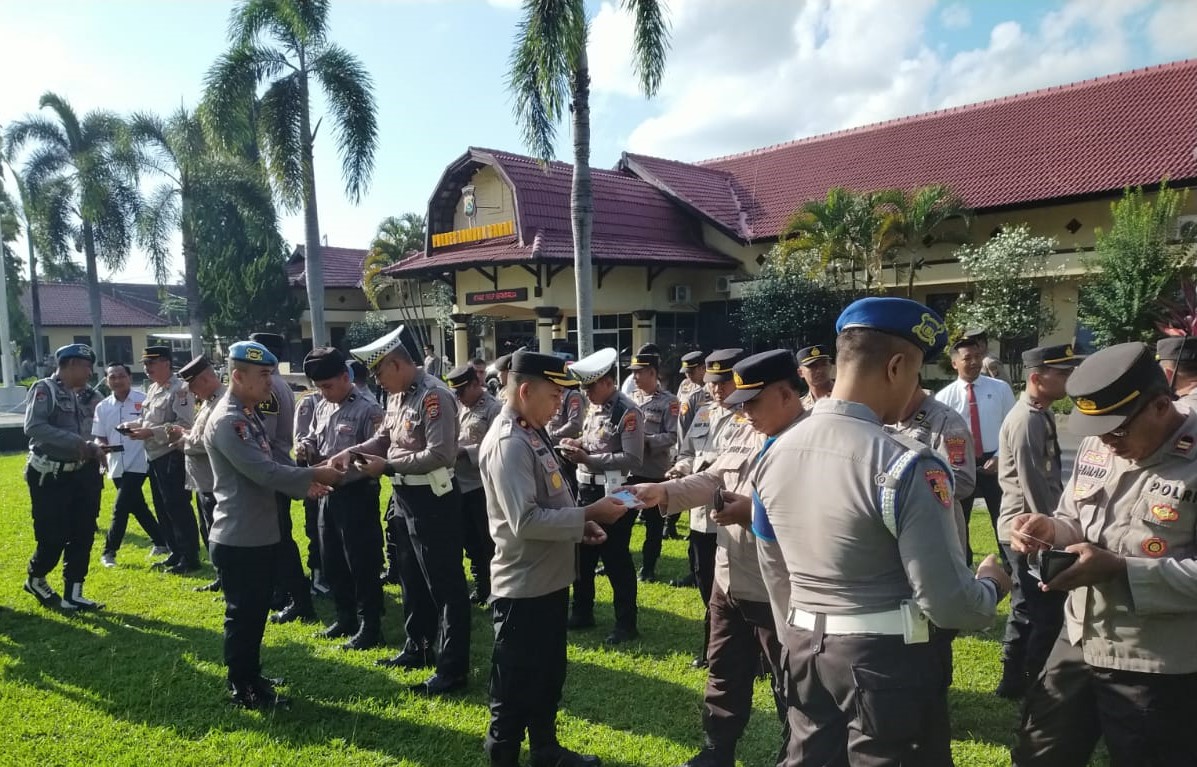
[101,444,125,453]
[349,451,369,467]
[115,425,134,434]
[712,487,725,512]
[1039,549,1080,583]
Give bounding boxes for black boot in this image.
[376,643,435,669]
[270,598,318,624]
[679,744,734,767]
[529,744,601,767]
[488,745,521,767]
[61,581,103,611]
[316,618,358,640]
[567,611,595,630]
[342,617,384,651]
[995,655,1028,699]
[193,577,222,593]
[228,676,289,709]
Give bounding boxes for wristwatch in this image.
[382,461,396,477]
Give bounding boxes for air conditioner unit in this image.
[1176,214,1197,240]
[714,275,732,294]
[669,284,692,304]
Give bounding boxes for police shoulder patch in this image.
[944,436,968,467]
[669,399,680,417]
[622,412,638,433]
[924,468,952,508]
[1141,537,1168,557]
[424,393,440,420]
[233,420,250,442]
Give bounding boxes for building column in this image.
[552,313,566,341]
[534,306,559,354]
[632,309,656,351]
[450,313,470,366]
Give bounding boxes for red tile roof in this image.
[20,283,170,327]
[626,59,1197,242]
[286,245,368,288]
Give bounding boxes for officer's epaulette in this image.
[913,409,928,424]
[1172,433,1196,459]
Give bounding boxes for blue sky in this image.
[1,0,1193,284]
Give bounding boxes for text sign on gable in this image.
[465,287,529,306]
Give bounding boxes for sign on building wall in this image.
[465,287,529,306]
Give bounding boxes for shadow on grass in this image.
[564,602,705,661]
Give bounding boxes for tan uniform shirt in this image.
[256,371,296,465]
[141,375,193,461]
[676,378,704,409]
[753,399,998,630]
[481,407,586,599]
[678,385,711,438]
[671,402,737,534]
[183,384,226,493]
[357,372,459,475]
[888,393,976,552]
[546,387,584,444]
[577,392,644,480]
[996,392,1062,543]
[456,391,503,493]
[982,354,1010,386]
[630,387,679,478]
[665,412,772,603]
[1049,412,1197,674]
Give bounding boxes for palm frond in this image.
[311,43,377,201]
[4,114,69,160]
[137,183,181,284]
[507,0,584,162]
[621,0,670,95]
[257,72,306,210]
[35,92,83,150]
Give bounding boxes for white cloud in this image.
[590,0,1185,162]
[940,3,971,29]
[1147,0,1197,58]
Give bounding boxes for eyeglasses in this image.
[1104,401,1150,439]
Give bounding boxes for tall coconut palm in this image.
[0,160,47,367]
[129,107,280,355]
[203,0,378,348]
[4,93,138,363]
[362,212,424,309]
[888,184,971,297]
[508,0,669,357]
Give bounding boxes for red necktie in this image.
[967,382,984,457]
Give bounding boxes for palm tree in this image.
[203,0,378,348]
[0,160,46,367]
[888,184,971,297]
[507,0,669,357]
[128,107,280,355]
[780,187,900,294]
[362,213,424,309]
[4,93,139,364]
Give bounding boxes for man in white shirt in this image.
[93,362,168,566]
[935,337,1016,565]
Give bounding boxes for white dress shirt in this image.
[92,390,149,477]
[934,375,1015,455]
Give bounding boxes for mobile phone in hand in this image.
[349,450,369,467]
[712,488,725,512]
[100,444,125,453]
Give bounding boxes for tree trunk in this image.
[298,65,326,348]
[82,222,103,371]
[570,46,594,358]
[25,234,44,372]
[907,251,916,298]
[181,206,203,357]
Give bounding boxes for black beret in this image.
[1023,344,1083,369]
[704,348,745,383]
[1067,342,1168,436]
[178,355,212,383]
[249,332,287,358]
[445,363,476,389]
[1157,336,1197,364]
[512,351,578,387]
[302,346,348,381]
[142,345,172,362]
[724,350,797,406]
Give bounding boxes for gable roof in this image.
[286,245,368,289]
[21,283,171,327]
[624,58,1197,242]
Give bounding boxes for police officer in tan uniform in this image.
[23,343,105,610]
[754,298,1010,766]
[293,386,327,595]
[676,351,707,417]
[335,326,471,695]
[636,350,799,767]
[795,344,833,410]
[664,348,745,664]
[1156,335,1197,405]
[204,341,343,709]
[627,344,679,582]
[447,362,503,605]
[297,348,386,650]
[1010,342,1197,767]
[547,382,584,445]
[480,350,628,767]
[179,356,226,593]
[126,345,200,573]
[558,347,646,644]
[992,344,1082,700]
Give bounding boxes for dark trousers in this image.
[273,493,311,607]
[1012,635,1197,767]
[780,626,953,767]
[196,491,217,551]
[1001,545,1065,677]
[210,541,276,685]
[148,451,199,565]
[461,487,495,596]
[704,583,785,750]
[573,483,638,629]
[629,474,665,575]
[319,480,383,623]
[486,588,570,760]
[27,465,102,583]
[962,460,1004,566]
[390,483,471,678]
[690,530,718,659]
[303,497,321,572]
[103,472,164,555]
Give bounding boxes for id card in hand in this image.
[607,489,645,509]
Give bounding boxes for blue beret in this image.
[56,343,96,363]
[228,341,277,366]
[836,297,948,358]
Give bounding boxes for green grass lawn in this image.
[0,452,1080,766]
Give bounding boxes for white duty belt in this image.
[391,466,455,497]
[28,451,85,474]
[577,470,626,487]
[788,607,905,637]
